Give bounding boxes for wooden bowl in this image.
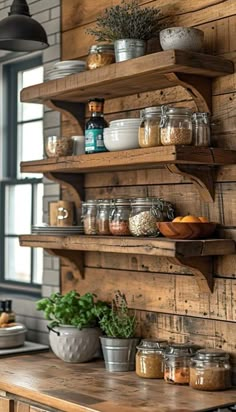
[157,222,217,240]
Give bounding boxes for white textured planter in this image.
[114,39,146,62]
[49,326,101,363]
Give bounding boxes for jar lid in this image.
[166,107,193,116]
[166,343,198,358]
[141,106,162,116]
[194,348,229,360]
[89,44,114,53]
[192,112,210,122]
[137,338,168,351]
[130,197,158,205]
[112,198,131,206]
[82,199,97,205]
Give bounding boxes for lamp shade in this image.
[0,0,49,51]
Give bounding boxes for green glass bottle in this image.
[85,98,108,153]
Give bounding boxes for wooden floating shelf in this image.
[20,234,235,294]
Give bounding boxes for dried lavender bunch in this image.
[87,0,164,42]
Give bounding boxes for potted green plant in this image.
[36,290,109,363]
[87,0,163,62]
[95,290,139,372]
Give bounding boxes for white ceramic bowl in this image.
[109,118,141,128]
[104,128,139,151]
[160,27,204,52]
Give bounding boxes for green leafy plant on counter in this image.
[95,290,137,338]
[86,0,164,42]
[36,290,109,329]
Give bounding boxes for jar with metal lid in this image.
[82,200,97,235]
[129,198,175,237]
[136,339,168,378]
[87,44,115,70]
[160,106,193,146]
[109,199,131,236]
[139,106,162,148]
[192,112,211,147]
[96,199,111,235]
[190,349,231,391]
[164,343,197,385]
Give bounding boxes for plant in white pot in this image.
[36,290,109,363]
[87,0,163,62]
[95,290,139,372]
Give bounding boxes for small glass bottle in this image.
[136,339,168,379]
[139,106,162,148]
[85,98,108,154]
[87,44,115,70]
[192,112,211,147]
[190,349,231,391]
[109,199,131,236]
[82,200,97,235]
[96,199,111,235]
[164,343,197,385]
[160,106,193,146]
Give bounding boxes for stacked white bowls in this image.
[104,118,140,151]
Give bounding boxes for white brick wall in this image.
[0,0,61,344]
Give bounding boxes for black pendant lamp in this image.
[0,0,49,52]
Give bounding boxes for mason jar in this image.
[164,343,197,385]
[136,339,168,379]
[160,106,193,146]
[190,349,231,391]
[139,106,162,148]
[87,44,115,70]
[81,200,97,235]
[96,199,111,235]
[109,199,131,236]
[192,112,211,147]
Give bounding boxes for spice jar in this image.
[96,199,111,235]
[136,339,168,379]
[129,198,175,237]
[87,44,115,70]
[109,199,131,236]
[160,106,193,146]
[192,112,211,147]
[190,349,231,391]
[164,343,197,385]
[139,106,162,147]
[82,200,97,235]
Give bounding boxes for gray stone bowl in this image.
[160,27,204,52]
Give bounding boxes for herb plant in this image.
[95,290,136,338]
[36,290,109,329]
[87,0,164,42]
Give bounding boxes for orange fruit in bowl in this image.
[179,215,201,223]
[172,216,183,222]
[198,216,209,223]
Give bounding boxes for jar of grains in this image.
[82,200,97,235]
[87,44,115,70]
[160,106,193,146]
[190,349,231,391]
[138,106,162,147]
[164,343,197,385]
[129,198,175,237]
[96,199,111,235]
[109,199,131,236]
[192,112,211,147]
[136,339,168,379]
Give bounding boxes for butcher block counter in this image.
[0,352,236,412]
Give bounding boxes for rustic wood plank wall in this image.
[61,0,236,378]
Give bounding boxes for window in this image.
[0,56,44,294]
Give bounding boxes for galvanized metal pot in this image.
[100,336,140,372]
[114,39,146,62]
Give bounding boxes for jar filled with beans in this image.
[96,199,111,235]
[82,200,97,235]
[160,106,193,146]
[164,343,197,385]
[136,339,168,379]
[109,199,131,236]
[139,106,162,148]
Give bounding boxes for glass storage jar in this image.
[136,339,168,379]
[139,106,162,147]
[190,349,231,391]
[160,106,193,146]
[109,199,131,236]
[164,343,197,385]
[87,44,115,70]
[192,112,211,147]
[82,200,97,235]
[96,199,111,235]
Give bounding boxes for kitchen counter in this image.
[0,352,236,412]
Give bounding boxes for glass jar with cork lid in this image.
[139,106,162,148]
[160,106,193,146]
[136,339,168,378]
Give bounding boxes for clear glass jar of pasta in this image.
[160,106,193,146]
[139,106,162,147]
[96,199,111,235]
[136,339,168,378]
[109,198,131,236]
[82,200,97,235]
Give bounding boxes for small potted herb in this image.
[36,290,109,363]
[87,0,163,62]
[95,290,139,372]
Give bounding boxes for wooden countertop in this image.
[0,352,236,412]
